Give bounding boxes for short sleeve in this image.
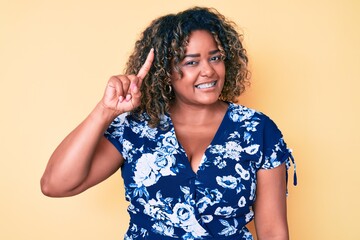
[259,116,297,186]
[103,112,129,156]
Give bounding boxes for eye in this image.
[210,55,222,62]
[184,60,198,66]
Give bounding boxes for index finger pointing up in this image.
[136,48,154,82]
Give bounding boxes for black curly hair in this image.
[125,7,250,127]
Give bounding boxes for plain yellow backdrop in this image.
[1,0,359,239]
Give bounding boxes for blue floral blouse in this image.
[104,102,296,240]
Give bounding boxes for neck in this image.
[170,100,228,125]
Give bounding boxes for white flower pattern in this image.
[104,103,296,239]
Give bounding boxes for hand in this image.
[101,48,154,115]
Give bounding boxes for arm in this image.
[40,49,154,197]
[40,103,124,197]
[253,163,289,240]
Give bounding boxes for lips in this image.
[195,81,217,89]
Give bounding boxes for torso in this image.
[170,101,228,173]
[104,102,292,239]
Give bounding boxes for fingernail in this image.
[118,96,124,102]
[125,94,132,101]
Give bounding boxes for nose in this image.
[200,61,215,77]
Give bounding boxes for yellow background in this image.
[1,0,359,239]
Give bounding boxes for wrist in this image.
[91,102,123,127]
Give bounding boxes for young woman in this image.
[41,7,296,240]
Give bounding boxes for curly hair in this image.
[124,7,250,127]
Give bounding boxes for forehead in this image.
[185,30,218,52]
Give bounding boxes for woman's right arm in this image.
[40,102,124,197]
[40,49,154,197]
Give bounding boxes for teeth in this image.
[195,81,216,89]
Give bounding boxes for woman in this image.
[41,7,296,240]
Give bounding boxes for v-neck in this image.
[168,102,231,175]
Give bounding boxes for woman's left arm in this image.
[253,163,289,240]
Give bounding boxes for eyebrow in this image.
[184,49,220,58]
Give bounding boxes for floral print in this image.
[105,103,295,239]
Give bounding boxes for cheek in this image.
[170,66,183,82]
[171,73,179,83]
[171,67,197,84]
[217,63,226,78]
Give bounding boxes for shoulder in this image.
[112,111,171,137]
[124,112,171,128]
[112,111,149,127]
[112,112,131,125]
[227,102,272,124]
[227,103,283,138]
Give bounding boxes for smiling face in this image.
[171,30,226,107]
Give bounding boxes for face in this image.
[171,30,225,107]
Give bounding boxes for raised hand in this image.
[41,49,154,198]
[101,48,154,115]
